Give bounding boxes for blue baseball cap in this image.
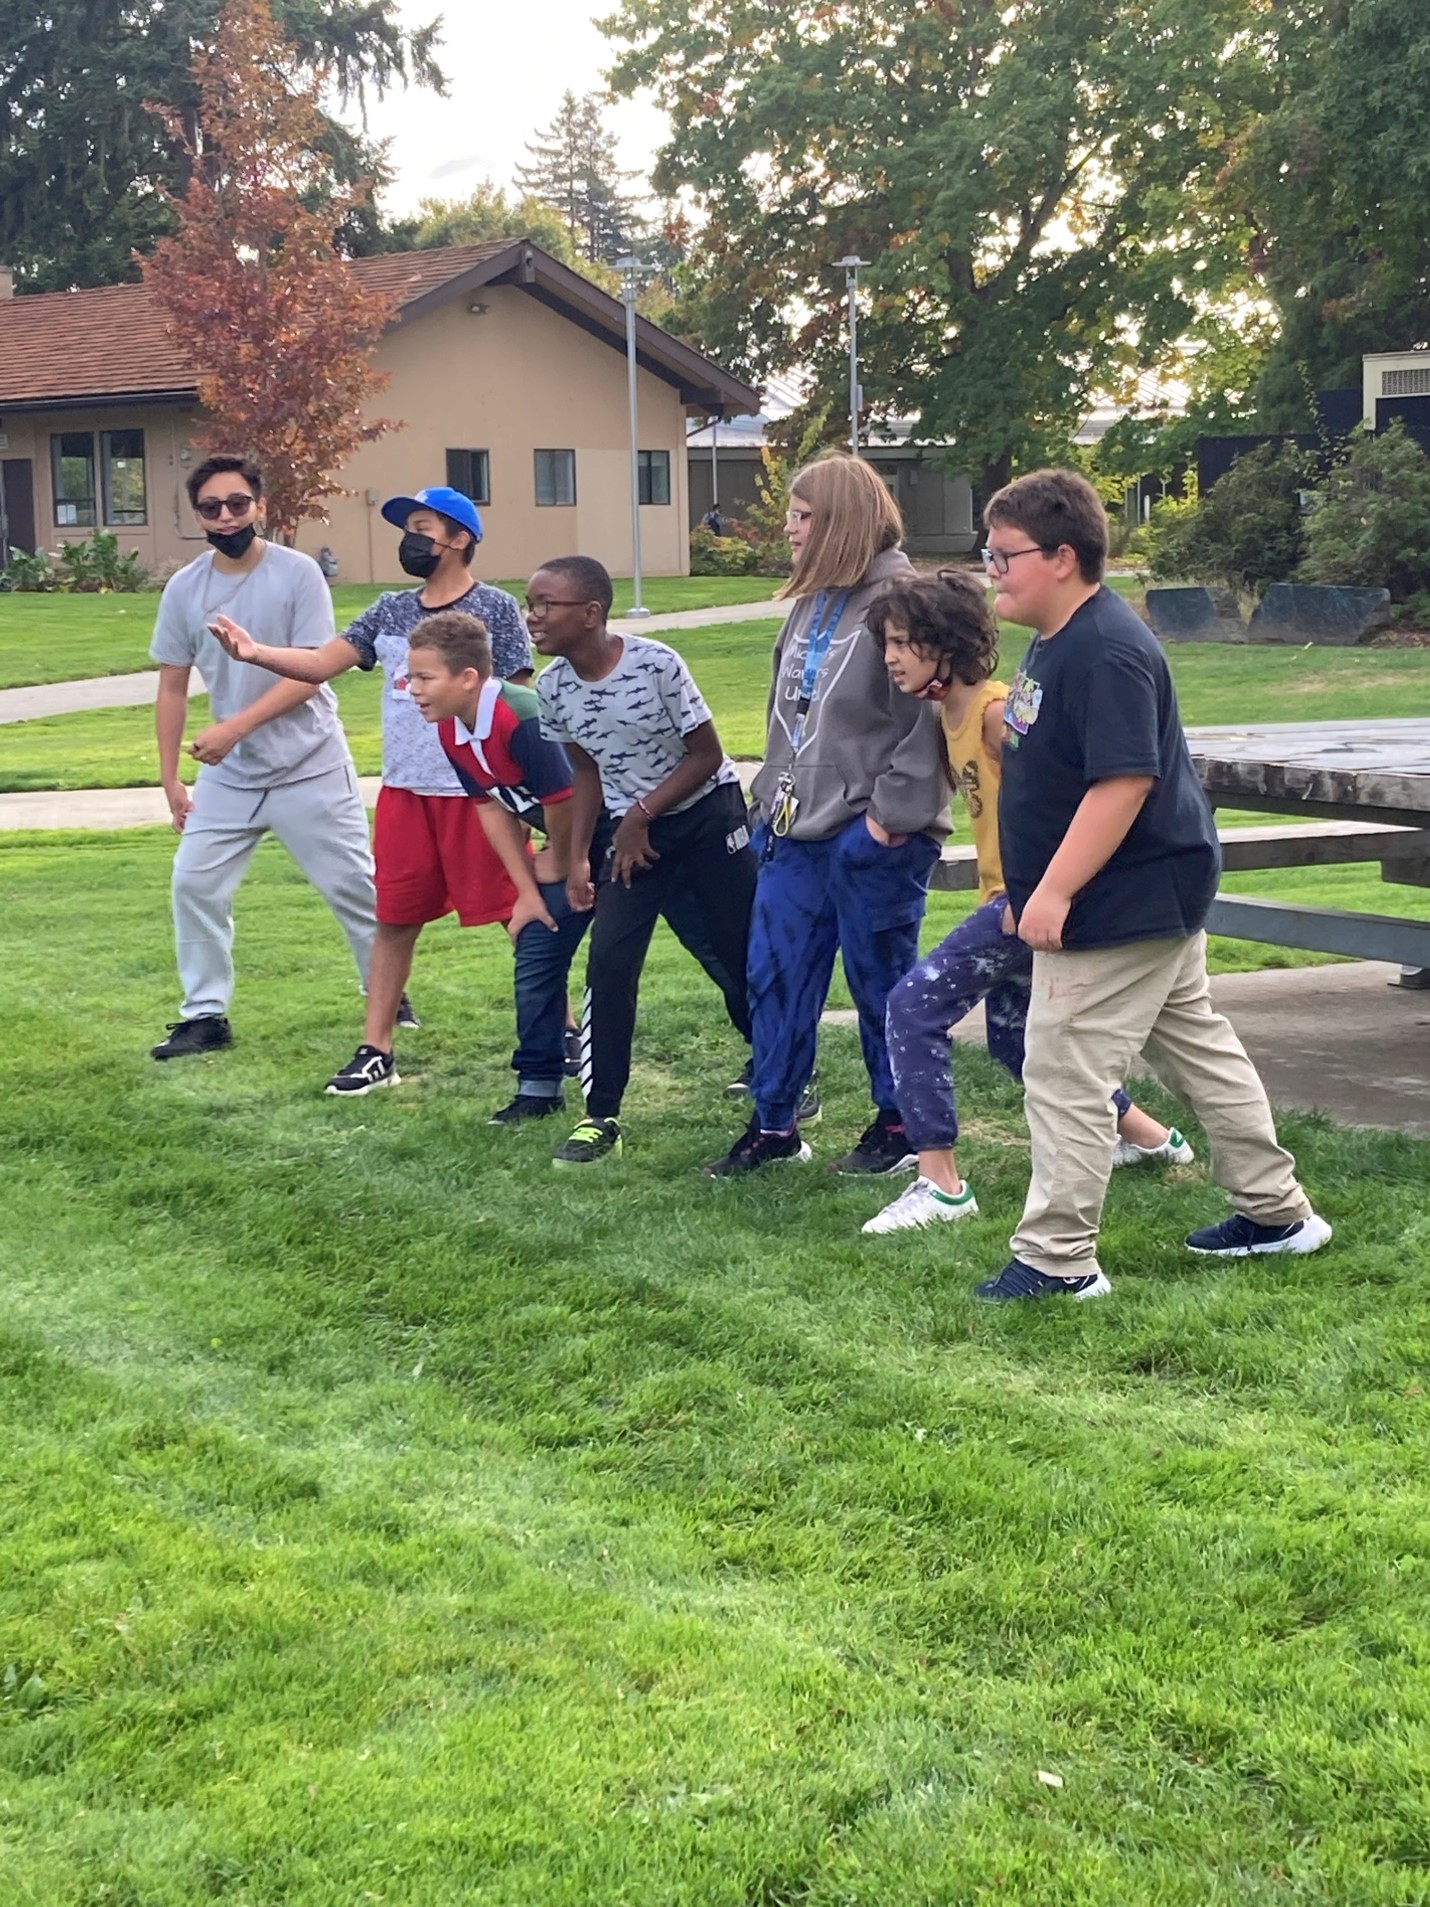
[380,485,483,543]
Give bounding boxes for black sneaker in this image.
[974,1259,1111,1303]
[151,1016,232,1060]
[489,1093,564,1125]
[705,1116,812,1177]
[1186,1212,1332,1257]
[325,1044,398,1096]
[725,1058,753,1097]
[552,1117,622,1167]
[563,1028,582,1078]
[831,1112,917,1176]
[395,993,421,1030]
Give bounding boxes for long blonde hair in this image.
[777,452,904,600]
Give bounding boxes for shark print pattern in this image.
[537,633,740,817]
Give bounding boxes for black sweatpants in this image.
[582,781,756,1121]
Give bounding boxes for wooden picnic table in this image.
[1184,718,1430,965]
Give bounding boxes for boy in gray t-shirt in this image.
[147,455,376,1060]
[531,555,756,1169]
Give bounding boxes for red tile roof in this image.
[0,242,520,408]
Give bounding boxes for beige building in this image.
[0,242,758,583]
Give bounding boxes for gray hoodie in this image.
[750,546,951,842]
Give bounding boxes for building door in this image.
[1,458,36,565]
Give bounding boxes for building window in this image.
[446,447,491,506]
[1382,368,1430,397]
[534,449,576,506]
[102,429,147,525]
[637,449,671,506]
[51,432,96,528]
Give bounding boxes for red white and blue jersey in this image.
[437,677,573,837]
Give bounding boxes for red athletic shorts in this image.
[372,786,516,927]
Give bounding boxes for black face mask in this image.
[398,531,441,579]
[206,523,258,560]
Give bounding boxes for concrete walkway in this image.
[0,597,785,727]
[827,961,1430,1140]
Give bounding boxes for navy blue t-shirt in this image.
[998,586,1220,948]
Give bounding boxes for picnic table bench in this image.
[930,720,1430,966]
[1186,719,1430,966]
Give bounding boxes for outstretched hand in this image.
[208,614,260,664]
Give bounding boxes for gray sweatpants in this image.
[172,762,377,1020]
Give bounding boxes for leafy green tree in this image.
[605,0,1273,499]
[0,0,443,291]
[393,183,586,266]
[1223,0,1430,424]
[1144,442,1313,597]
[515,91,647,266]
[1301,422,1430,603]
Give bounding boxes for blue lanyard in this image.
[790,589,850,751]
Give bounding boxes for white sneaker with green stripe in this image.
[1111,1128,1194,1168]
[862,1176,978,1235]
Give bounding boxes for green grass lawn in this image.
[0,576,783,689]
[3,829,1429,1905]
[4,617,1428,793]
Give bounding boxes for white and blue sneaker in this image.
[973,1259,1111,1303]
[1112,1127,1194,1168]
[863,1176,978,1235]
[1186,1212,1332,1257]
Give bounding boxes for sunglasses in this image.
[525,597,595,616]
[195,494,257,521]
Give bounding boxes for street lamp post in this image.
[832,255,870,458]
[616,254,651,618]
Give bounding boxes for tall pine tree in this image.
[515,92,646,266]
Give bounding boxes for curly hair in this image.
[866,569,999,686]
[407,609,492,677]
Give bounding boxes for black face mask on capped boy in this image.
[206,523,258,560]
[398,531,442,579]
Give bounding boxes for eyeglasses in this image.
[525,597,594,616]
[195,494,257,521]
[979,544,1045,577]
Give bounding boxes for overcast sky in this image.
[347,0,669,215]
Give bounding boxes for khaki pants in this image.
[1013,932,1310,1278]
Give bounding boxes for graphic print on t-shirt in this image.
[953,755,984,818]
[341,582,531,793]
[537,633,739,817]
[1003,665,1043,748]
[769,607,865,753]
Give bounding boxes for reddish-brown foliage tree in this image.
[141,0,398,542]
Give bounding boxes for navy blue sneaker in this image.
[1186,1212,1332,1257]
[396,993,421,1030]
[973,1259,1111,1303]
[705,1116,812,1177]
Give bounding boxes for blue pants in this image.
[511,878,592,1096]
[886,892,1132,1152]
[510,835,753,1099]
[749,815,940,1131]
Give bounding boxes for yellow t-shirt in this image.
[940,679,1007,903]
